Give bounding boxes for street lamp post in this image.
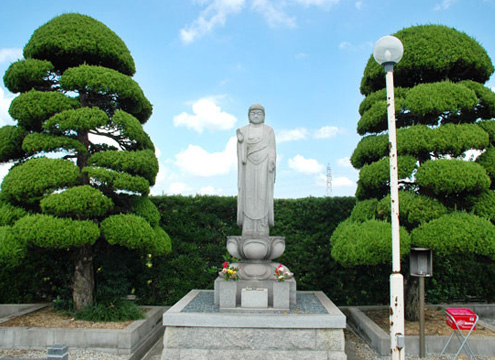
[373,35,405,360]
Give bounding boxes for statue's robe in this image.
[237,123,276,237]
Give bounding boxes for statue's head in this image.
[248,103,265,124]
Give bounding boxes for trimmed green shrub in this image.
[361,24,494,95]
[416,159,491,197]
[377,191,449,230]
[44,107,108,133]
[9,90,78,131]
[40,185,114,219]
[24,13,135,76]
[60,65,152,123]
[331,219,411,266]
[88,149,158,185]
[0,125,26,162]
[349,199,379,222]
[10,214,99,248]
[1,157,81,204]
[411,212,495,258]
[3,58,54,93]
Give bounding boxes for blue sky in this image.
[0,0,494,198]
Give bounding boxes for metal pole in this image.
[385,63,405,360]
[419,276,425,357]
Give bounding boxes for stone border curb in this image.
[0,305,167,357]
[343,304,495,356]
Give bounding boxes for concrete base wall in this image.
[161,290,347,360]
[162,326,346,360]
[0,305,166,357]
[344,305,495,357]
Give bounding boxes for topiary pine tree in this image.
[331,24,495,319]
[0,13,171,310]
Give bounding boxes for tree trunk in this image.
[73,243,95,311]
[405,275,419,321]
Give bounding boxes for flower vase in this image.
[219,280,237,309]
[273,281,290,310]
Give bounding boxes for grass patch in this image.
[74,299,145,322]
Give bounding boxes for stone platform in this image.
[161,290,347,360]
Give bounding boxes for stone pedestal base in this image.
[214,277,296,310]
[161,290,347,360]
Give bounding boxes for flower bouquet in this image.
[274,264,293,282]
[220,261,240,281]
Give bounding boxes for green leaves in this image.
[358,81,491,135]
[24,13,135,76]
[22,133,86,155]
[377,192,448,231]
[416,159,490,197]
[44,107,108,133]
[112,110,154,150]
[83,166,150,195]
[10,214,99,248]
[405,81,478,121]
[0,202,28,226]
[476,146,495,187]
[101,214,171,255]
[40,185,113,219]
[60,65,152,123]
[0,125,26,162]
[331,219,411,266]
[88,149,158,185]
[356,155,417,199]
[3,59,54,93]
[411,213,495,258]
[9,90,78,131]
[361,25,494,95]
[1,157,80,205]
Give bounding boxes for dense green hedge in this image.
[1,195,494,306]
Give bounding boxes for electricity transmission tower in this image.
[326,163,332,197]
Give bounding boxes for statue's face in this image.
[249,110,264,124]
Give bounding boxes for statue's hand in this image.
[237,129,243,142]
[269,159,275,172]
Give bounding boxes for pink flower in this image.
[222,268,227,274]
[223,262,229,268]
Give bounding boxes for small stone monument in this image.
[214,103,296,310]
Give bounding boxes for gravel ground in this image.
[0,349,130,360]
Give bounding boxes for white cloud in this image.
[174,136,237,176]
[180,0,246,44]
[0,87,16,126]
[169,182,193,194]
[277,128,309,143]
[198,185,224,195]
[173,97,237,133]
[0,48,22,63]
[0,162,13,183]
[355,1,363,9]
[288,154,324,174]
[251,0,296,28]
[295,52,308,59]
[332,176,355,188]
[181,0,345,43]
[292,0,340,9]
[338,41,352,50]
[337,157,353,168]
[434,0,457,10]
[314,126,342,139]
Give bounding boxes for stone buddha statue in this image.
[236,103,276,239]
